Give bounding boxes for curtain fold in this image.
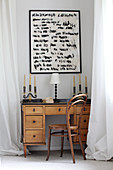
[85,0,113,160]
[0,0,23,155]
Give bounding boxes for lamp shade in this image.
[50,73,60,85]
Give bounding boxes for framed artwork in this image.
[29,10,82,74]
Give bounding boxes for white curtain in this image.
[86,0,113,160]
[0,0,23,155]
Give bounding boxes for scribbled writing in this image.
[30,11,80,73]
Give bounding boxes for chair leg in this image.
[68,130,75,163]
[46,128,51,161]
[78,134,86,160]
[60,130,64,157]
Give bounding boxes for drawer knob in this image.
[58,108,61,112]
[84,119,87,123]
[33,135,36,138]
[33,108,35,112]
[33,120,36,123]
[84,134,86,137]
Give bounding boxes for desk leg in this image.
[24,145,27,158]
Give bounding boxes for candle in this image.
[79,74,81,84]
[24,75,26,86]
[29,74,31,85]
[73,76,76,96]
[23,75,26,94]
[29,74,31,92]
[73,76,75,87]
[85,76,87,87]
[34,76,36,94]
[34,76,36,87]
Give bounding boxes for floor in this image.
[0,150,113,170]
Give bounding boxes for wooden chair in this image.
[46,94,87,163]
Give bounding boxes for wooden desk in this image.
[21,99,90,157]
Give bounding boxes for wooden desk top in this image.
[21,99,91,105]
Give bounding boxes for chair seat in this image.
[49,124,67,130]
[49,124,78,131]
[70,125,78,130]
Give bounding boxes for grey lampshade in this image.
[50,73,60,85]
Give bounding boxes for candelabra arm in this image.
[23,92,37,99]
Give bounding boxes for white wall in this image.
[16,0,94,150]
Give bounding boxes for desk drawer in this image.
[76,115,89,128]
[74,129,88,142]
[25,130,43,143]
[25,106,43,115]
[25,116,43,129]
[45,106,64,115]
[46,106,73,115]
[76,105,90,114]
[46,106,66,115]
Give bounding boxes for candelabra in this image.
[23,74,37,101]
[73,74,88,97]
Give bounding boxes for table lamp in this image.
[50,73,60,101]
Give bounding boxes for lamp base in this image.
[55,84,57,99]
[54,98,59,103]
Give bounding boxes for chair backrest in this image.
[66,94,87,129]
